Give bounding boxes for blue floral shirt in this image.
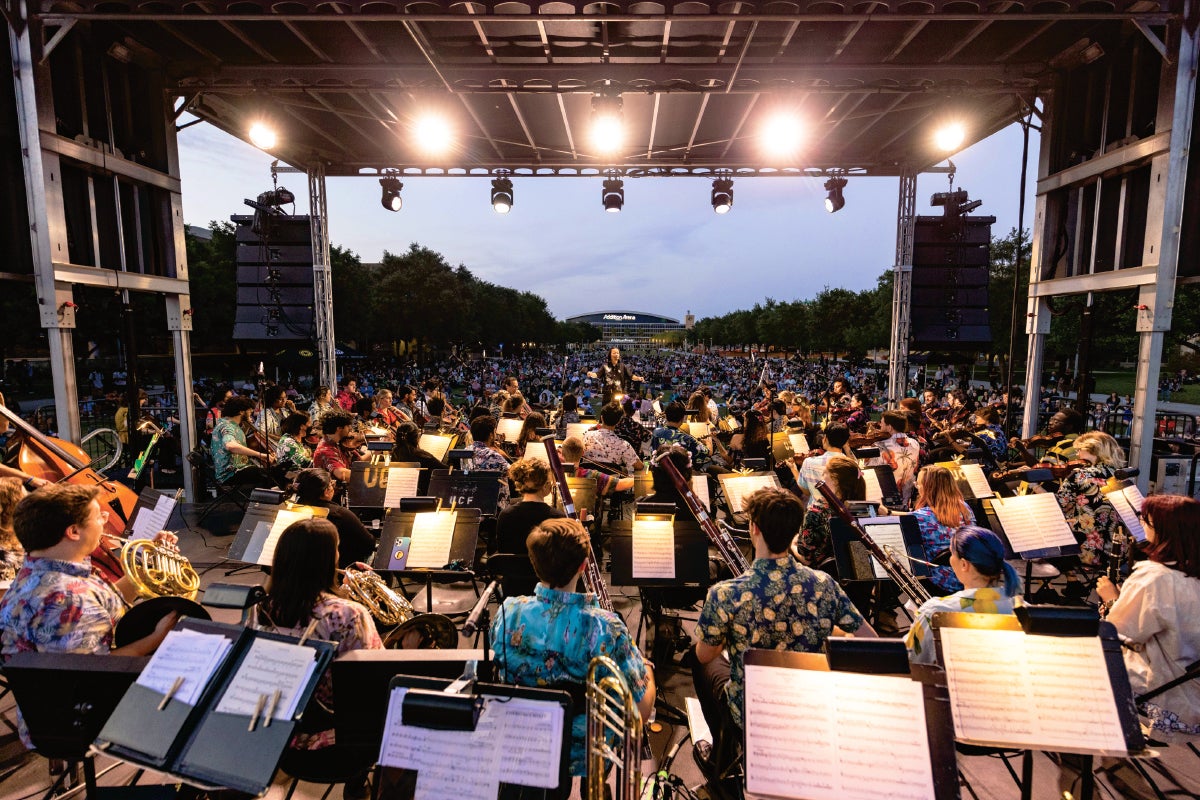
[696,556,865,728]
[911,504,975,593]
[650,425,711,470]
[490,584,649,776]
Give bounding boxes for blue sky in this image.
[177,118,1039,323]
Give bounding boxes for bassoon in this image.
[541,434,614,612]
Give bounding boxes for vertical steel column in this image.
[308,166,338,393]
[8,4,80,441]
[1021,95,1059,438]
[887,169,917,405]
[162,82,197,500]
[1130,4,1195,490]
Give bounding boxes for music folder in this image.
[743,647,957,800]
[718,471,782,515]
[984,493,1080,560]
[932,612,1149,758]
[1102,482,1147,543]
[95,617,334,796]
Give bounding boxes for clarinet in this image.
[814,480,930,605]
[541,434,614,613]
[654,450,748,574]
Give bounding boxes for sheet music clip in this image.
[401,688,484,732]
[1015,604,1100,637]
[824,638,911,675]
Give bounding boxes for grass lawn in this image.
[1089,371,1200,405]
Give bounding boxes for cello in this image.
[0,403,136,581]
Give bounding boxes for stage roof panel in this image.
[36,0,1178,176]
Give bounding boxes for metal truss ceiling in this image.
[38,1,1177,176]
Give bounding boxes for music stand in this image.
[607,519,711,588]
[374,675,573,800]
[427,469,503,516]
[347,463,424,509]
[374,506,483,613]
[3,653,161,798]
[331,650,488,754]
[226,501,328,568]
[829,514,928,584]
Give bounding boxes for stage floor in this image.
[1,497,1197,799]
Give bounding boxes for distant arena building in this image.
[566,310,688,346]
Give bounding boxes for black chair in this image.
[187,444,254,525]
[487,553,540,599]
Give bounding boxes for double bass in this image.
[0,404,137,582]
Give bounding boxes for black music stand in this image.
[226,500,328,572]
[427,469,503,516]
[829,514,928,583]
[3,653,179,798]
[347,462,425,509]
[374,505,483,613]
[374,675,573,800]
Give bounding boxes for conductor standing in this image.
[588,347,644,404]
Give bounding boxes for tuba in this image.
[120,538,201,601]
[586,655,643,800]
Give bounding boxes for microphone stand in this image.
[463,579,499,681]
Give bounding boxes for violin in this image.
[0,404,136,582]
[992,458,1089,483]
[1008,431,1066,467]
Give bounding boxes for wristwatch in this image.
[22,477,38,491]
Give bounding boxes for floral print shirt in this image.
[877,433,921,504]
[795,499,833,566]
[1055,463,1119,565]
[312,438,351,477]
[582,428,642,475]
[912,504,975,593]
[0,557,127,748]
[651,425,712,470]
[211,416,250,483]
[905,586,1018,665]
[274,434,312,470]
[491,584,649,776]
[974,423,1009,463]
[614,416,652,456]
[696,556,865,728]
[469,442,512,507]
[249,592,382,749]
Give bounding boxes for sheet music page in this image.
[214,637,317,720]
[383,467,421,507]
[418,433,453,462]
[745,663,935,800]
[492,698,564,788]
[685,696,713,746]
[246,507,314,566]
[862,468,884,505]
[1122,484,1145,512]
[565,423,591,441]
[863,522,907,581]
[959,463,995,499]
[691,475,711,512]
[130,493,176,540]
[788,432,810,454]
[137,629,232,707]
[378,687,503,800]
[406,511,457,569]
[523,441,551,465]
[939,627,1128,754]
[722,474,780,513]
[632,519,676,579]
[496,418,524,443]
[1105,490,1145,543]
[989,494,1076,553]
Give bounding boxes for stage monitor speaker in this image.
[910,214,994,350]
[232,213,314,341]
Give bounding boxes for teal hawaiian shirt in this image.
[697,556,865,728]
[490,584,649,776]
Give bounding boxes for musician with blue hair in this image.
[905,525,1023,665]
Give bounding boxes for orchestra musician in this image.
[587,347,644,405]
[307,385,337,427]
[793,455,864,568]
[248,517,381,799]
[651,402,712,472]
[336,379,361,412]
[312,411,355,483]
[794,422,852,508]
[469,416,513,509]
[1010,407,1085,466]
[210,396,275,488]
[370,388,406,429]
[502,376,532,419]
[554,393,582,439]
[843,393,869,434]
[0,485,179,746]
[875,410,921,505]
[274,412,314,472]
[1047,431,1126,569]
[255,384,292,439]
[490,517,655,795]
[515,412,548,454]
[910,465,975,595]
[582,403,644,475]
[905,526,1022,665]
[292,468,376,569]
[1096,494,1200,739]
[613,398,652,456]
[559,437,635,497]
[970,405,1009,463]
[692,488,875,769]
[390,421,446,474]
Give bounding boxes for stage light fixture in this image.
[934,121,966,153]
[413,113,453,154]
[602,178,625,213]
[760,112,803,158]
[379,176,403,212]
[710,178,734,214]
[591,92,624,154]
[824,176,847,213]
[490,176,514,214]
[248,121,277,150]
